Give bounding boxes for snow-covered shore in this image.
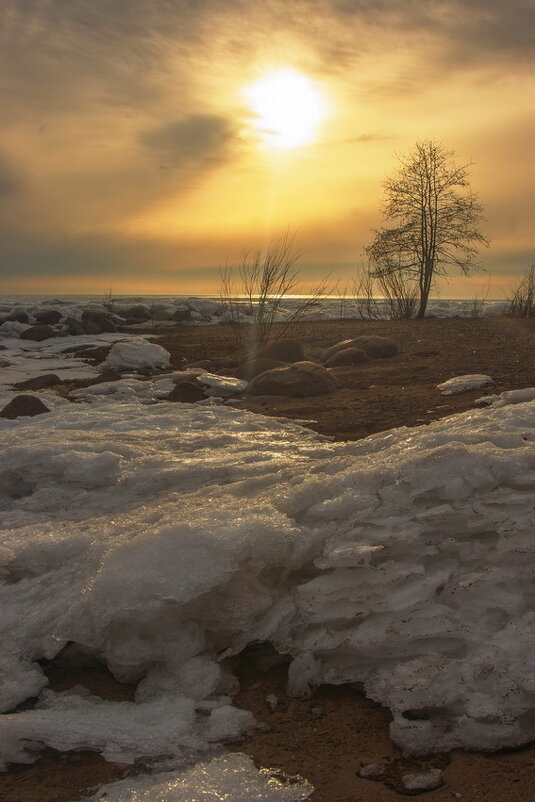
[1,296,533,799]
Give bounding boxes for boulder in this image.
[184,360,216,371]
[81,310,117,332]
[234,358,286,381]
[35,309,61,325]
[123,304,151,320]
[352,335,398,358]
[13,374,61,390]
[19,324,55,342]
[0,395,51,419]
[167,378,205,403]
[65,317,85,336]
[257,339,305,363]
[6,309,29,323]
[149,304,176,321]
[173,309,192,322]
[245,361,337,397]
[83,321,102,335]
[323,347,370,367]
[320,335,398,362]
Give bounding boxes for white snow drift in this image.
[2,394,535,773]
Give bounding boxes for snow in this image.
[437,374,494,395]
[87,753,312,801]
[1,392,535,780]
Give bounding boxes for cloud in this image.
[141,114,238,173]
[0,153,23,198]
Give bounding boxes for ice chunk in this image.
[104,339,170,371]
[437,374,494,395]
[88,753,312,801]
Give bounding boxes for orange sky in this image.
[1,1,534,298]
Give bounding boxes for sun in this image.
[244,69,324,149]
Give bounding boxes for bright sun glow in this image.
[244,69,324,149]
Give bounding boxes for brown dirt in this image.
[147,316,535,440]
[3,316,535,801]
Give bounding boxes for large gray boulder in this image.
[235,357,286,381]
[320,335,398,362]
[19,325,55,342]
[167,378,205,403]
[323,347,370,367]
[34,309,61,325]
[81,310,117,333]
[257,339,305,363]
[245,361,337,397]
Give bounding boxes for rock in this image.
[321,336,398,362]
[185,360,216,371]
[6,309,29,323]
[0,395,51,419]
[167,378,205,402]
[123,303,151,320]
[257,339,305,363]
[81,310,117,332]
[13,374,61,390]
[234,358,286,380]
[357,763,386,780]
[323,347,370,367]
[19,324,55,342]
[149,304,176,321]
[245,361,337,397]
[401,769,444,792]
[35,309,61,325]
[65,317,85,336]
[173,309,192,322]
[83,321,102,335]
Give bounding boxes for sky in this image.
[1,0,534,297]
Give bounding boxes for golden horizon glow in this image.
[244,69,324,149]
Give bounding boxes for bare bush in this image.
[354,263,418,319]
[467,277,491,318]
[219,233,331,349]
[508,265,535,318]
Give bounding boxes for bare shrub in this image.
[354,263,417,319]
[219,233,331,350]
[508,265,535,318]
[467,277,491,318]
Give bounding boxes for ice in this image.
[104,339,171,371]
[437,374,494,395]
[183,369,247,397]
[0,333,152,401]
[87,753,312,801]
[475,387,535,408]
[2,396,535,767]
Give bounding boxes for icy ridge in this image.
[1,400,535,766]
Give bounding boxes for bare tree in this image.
[366,140,489,318]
